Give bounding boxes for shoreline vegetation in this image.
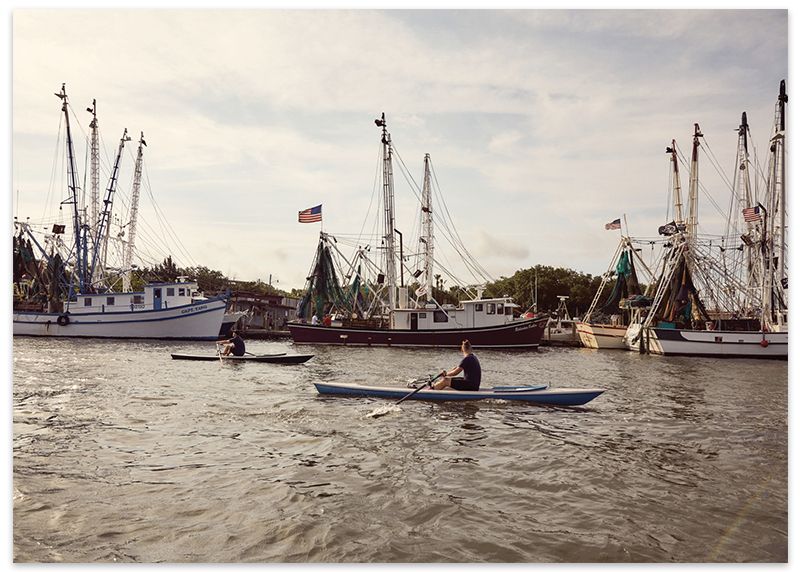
[129,256,612,317]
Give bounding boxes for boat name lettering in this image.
[514,322,536,332]
[181,304,207,315]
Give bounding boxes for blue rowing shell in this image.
[314,382,604,406]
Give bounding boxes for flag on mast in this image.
[742,206,762,223]
[299,204,322,223]
[605,218,621,230]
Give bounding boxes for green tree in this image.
[182,266,228,294]
[483,264,608,316]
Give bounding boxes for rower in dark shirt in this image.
[433,340,481,391]
[221,330,246,357]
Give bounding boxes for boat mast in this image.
[420,153,434,301]
[89,128,131,290]
[55,84,88,293]
[376,112,397,312]
[687,124,703,240]
[666,140,685,226]
[775,80,787,310]
[122,132,146,292]
[734,112,760,300]
[765,80,788,328]
[87,99,100,239]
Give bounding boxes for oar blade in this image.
[366,404,402,418]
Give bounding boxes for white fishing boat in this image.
[624,82,788,359]
[12,84,226,340]
[13,279,226,340]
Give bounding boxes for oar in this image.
[395,371,444,405]
[368,371,445,418]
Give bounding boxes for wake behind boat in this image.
[171,352,313,364]
[314,381,605,406]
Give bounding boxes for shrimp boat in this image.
[287,114,547,349]
[624,82,788,359]
[12,85,226,340]
[576,236,656,350]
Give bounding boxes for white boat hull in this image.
[575,322,629,350]
[13,298,227,340]
[624,323,788,359]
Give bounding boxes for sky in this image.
[6,6,790,294]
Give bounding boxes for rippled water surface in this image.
[12,337,788,563]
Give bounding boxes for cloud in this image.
[473,230,530,260]
[11,9,788,289]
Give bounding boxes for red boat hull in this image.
[288,317,547,349]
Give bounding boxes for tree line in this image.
[133,258,612,318]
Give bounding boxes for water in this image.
[12,337,788,563]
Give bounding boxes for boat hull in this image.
[314,381,604,406]
[170,352,313,363]
[13,298,227,340]
[288,317,547,349]
[575,322,629,350]
[625,324,788,359]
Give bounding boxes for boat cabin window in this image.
[106,297,115,306]
[506,307,514,316]
[133,295,144,305]
[84,298,92,307]
[419,313,427,319]
[167,288,175,297]
[178,288,186,296]
[497,303,504,313]
[474,303,483,312]
[487,303,496,315]
[433,310,448,323]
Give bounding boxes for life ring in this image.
[57,314,70,326]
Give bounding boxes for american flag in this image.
[298,204,322,223]
[742,206,762,223]
[605,218,621,230]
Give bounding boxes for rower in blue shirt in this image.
[433,339,481,391]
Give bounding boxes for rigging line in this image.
[393,146,492,283]
[41,114,65,225]
[699,136,734,191]
[426,167,485,282]
[356,143,384,248]
[141,163,197,267]
[429,161,494,282]
[434,259,474,299]
[390,149,429,270]
[674,145,727,222]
